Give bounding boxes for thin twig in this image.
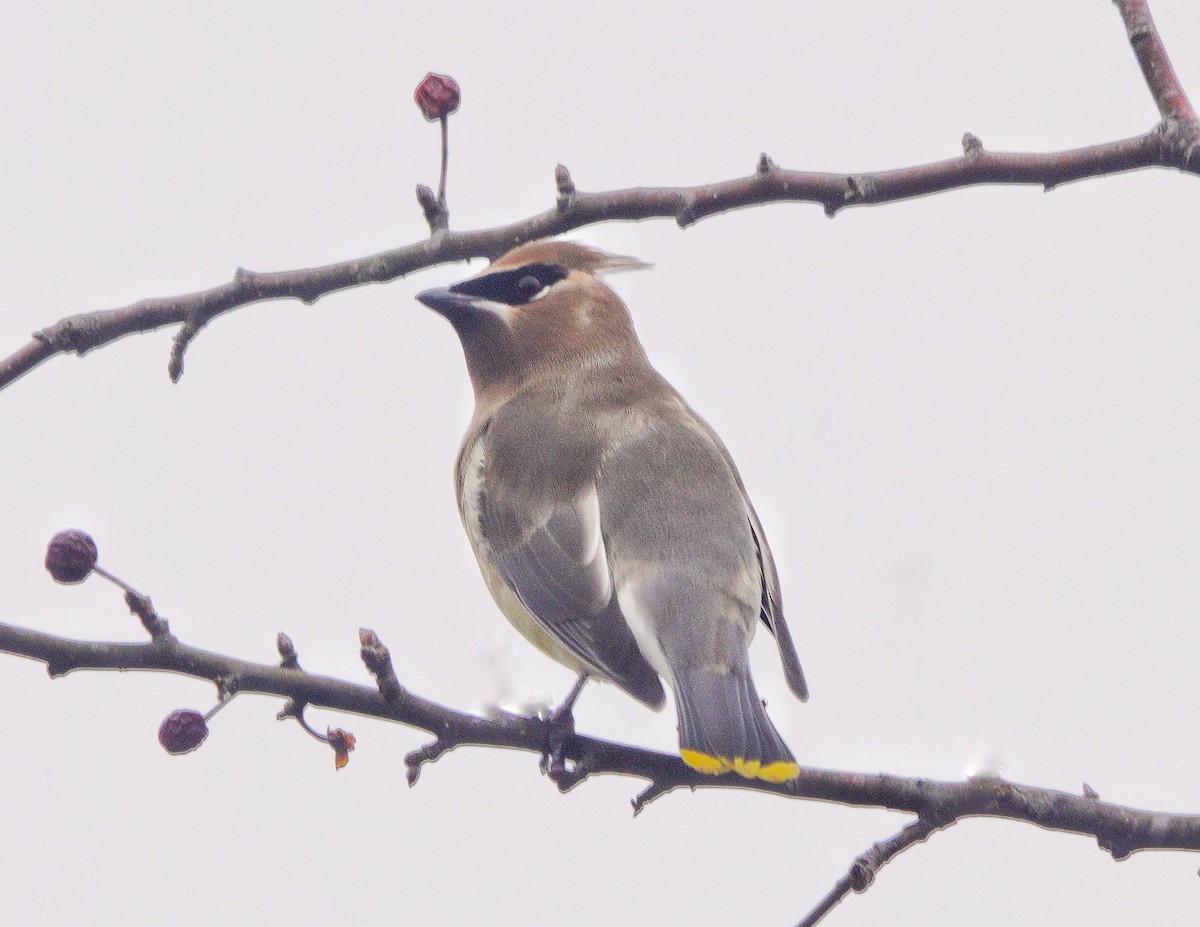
[91,567,171,639]
[278,699,328,743]
[631,780,675,816]
[1115,0,1198,122]
[795,817,944,927]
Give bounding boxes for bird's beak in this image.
[416,286,478,319]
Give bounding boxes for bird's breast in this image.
[456,430,488,547]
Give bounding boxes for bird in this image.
[416,239,808,782]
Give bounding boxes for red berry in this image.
[414,72,461,121]
[45,530,98,584]
[158,709,209,754]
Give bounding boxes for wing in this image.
[483,483,666,710]
[667,396,810,703]
[746,505,809,701]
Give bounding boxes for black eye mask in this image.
[449,262,570,305]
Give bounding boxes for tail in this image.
[674,667,799,783]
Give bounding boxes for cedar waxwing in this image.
[416,240,808,782]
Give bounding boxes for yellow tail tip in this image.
[680,750,799,783]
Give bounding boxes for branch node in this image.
[214,674,239,702]
[359,627,405,703]
[1164,118,1200,172]
[631,780,672,816]
[848,857,875,892]
[554,163,577,211]
[1184,123,1200,172]
[1099,831,1133,861]
[405,738,450,786]
[675,198,698,228]
[168,312,207,383]
[276,698,305,723]
[45,659,69,679]
[843,174,879,205]
[415,184,448,233]
[277,631,301,669]
[34,315,101,356]
[125,589,172,640]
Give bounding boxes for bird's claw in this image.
[538,674,587,780]
[539,700,577,777]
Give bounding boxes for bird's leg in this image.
[540,673,589,779]
[553,672,589,722]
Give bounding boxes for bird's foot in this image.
[538,674,588,784]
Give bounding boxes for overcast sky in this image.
[3,2,1199,925]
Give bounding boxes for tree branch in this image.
[0,3,1195,393]
[1116,0,1198,122]
[2,615,1199,863]
[795,817,945,927]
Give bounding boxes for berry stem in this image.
[204,692,237,722]
[437,114,449,208]
[92,565,136,596]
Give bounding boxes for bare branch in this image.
[2,0,1197,394]
[2,616,1200,861]
[2,125,1191,396]
[796,817,945,927]
[1115,0,1198,123]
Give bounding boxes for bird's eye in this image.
[449,262,568,305]
[516,275,545,301]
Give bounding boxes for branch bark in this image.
[2,616,1199,864]
[0,2,1195,393]
[1116,0,1198,122]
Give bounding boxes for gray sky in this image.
[3,2,1199,925]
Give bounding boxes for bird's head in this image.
[417,240,649,400]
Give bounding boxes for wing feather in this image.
[484,485,665,709]
[746,509,808,701]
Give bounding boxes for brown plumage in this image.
[417,239,807,781]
